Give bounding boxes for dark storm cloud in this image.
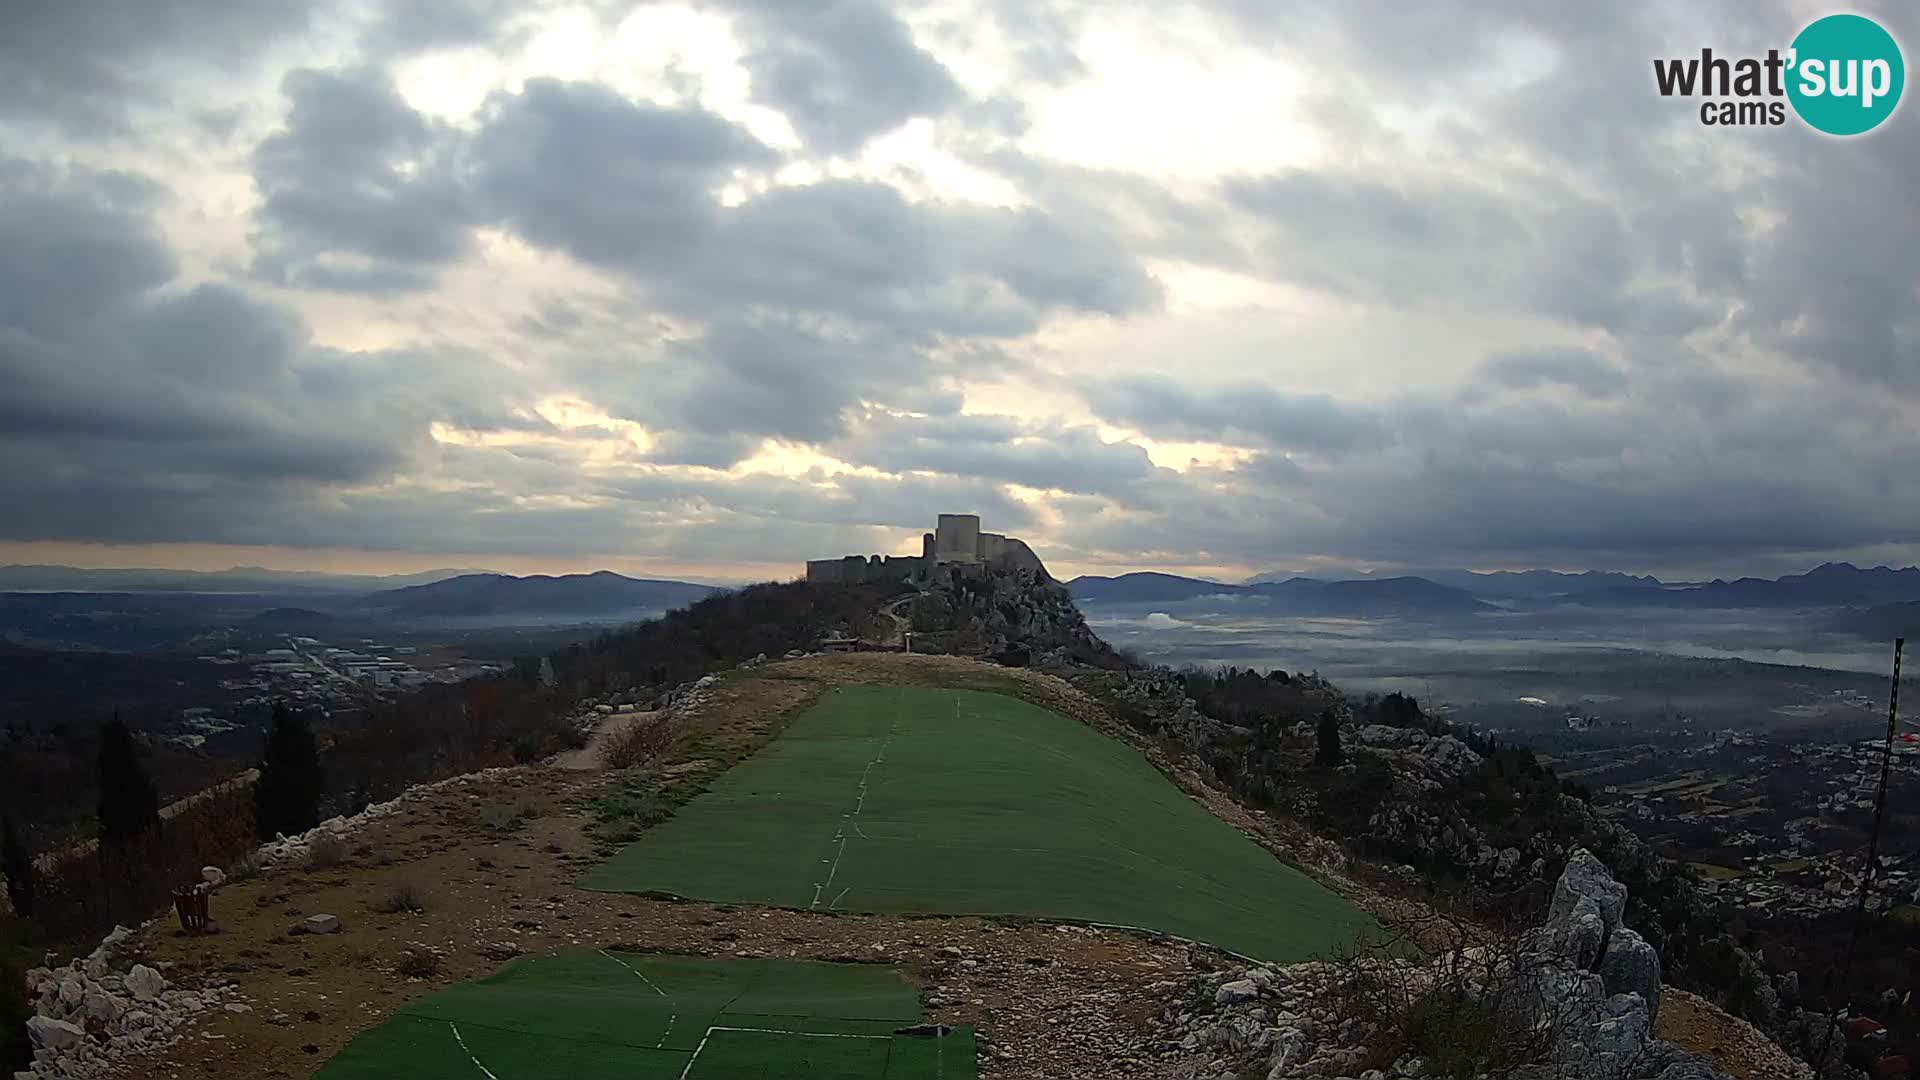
[1084,376,1391,455]
[0,0,312,134]
[0,165,177,338]
[720,0,965,153]
[1476,349,1628,399]
[250,67,476,293]
[466,78,776,270]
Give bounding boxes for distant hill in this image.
[357,571,721,617]
[1569,577,1870,609]
[247,607,339,630]
[1777,562,1920,605]
[1247,567,1665,599]
[1066,573,1247,604]
[1068,572,1493,615]
[1833,601,1920,640]
[0,564,490,594]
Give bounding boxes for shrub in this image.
[225,850,262,884]
[376,883,426,914]
[602,717,676,771]
[1320,908,1597,1079]
[304,834,347,869]
[477,803,521,833]
[395,946,444,978]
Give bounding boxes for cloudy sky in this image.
[2,0,1916,584]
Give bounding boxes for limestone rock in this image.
[1550,848,1627,935]
[26,1017,84,1050]
[303,913,342,934]
[125,964,166,1002]
[1214,979,1260,1005]
[1598,927,1664,1020]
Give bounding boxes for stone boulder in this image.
[124,964,166,1003]
[26,1017,84,1050]
[1599,927,1664,1020]
[303,913,342,934]
[1550,848,1628,936]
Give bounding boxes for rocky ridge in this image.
[18,925,245,1080]
[1141,851,1798,1080]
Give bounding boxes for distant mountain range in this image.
[0,564,490,594]
[1067,573,1495,615]
[1833,602,1920,641]
[354,572,721,617]
[1073,561,1920,615]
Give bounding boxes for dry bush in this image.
[224,850,262,884]
[1319,906,1599,1079]
[395,946,444,978]
[304,834,347,869]
[602,716,676,771]
[375,882,426,914]
[476,803,520,833]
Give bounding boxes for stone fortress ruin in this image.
[805,513,1049,584]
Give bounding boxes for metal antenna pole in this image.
[1816,637,1904,1073]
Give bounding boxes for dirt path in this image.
[552,709,659,770]
[879,593,917,648]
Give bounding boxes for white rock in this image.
[82,991,120,1022]
[201,865,226,887]
[27,1017,85,1050]
[124,965,166,1002]
[1215,979,1260,1005]
[304,913,342,934]
[57,978,84,1007]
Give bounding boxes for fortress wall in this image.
[935,513,982,562]
[996,538,1050,579]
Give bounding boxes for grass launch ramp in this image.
[583,685,1371,962]
[316,949,974,1080]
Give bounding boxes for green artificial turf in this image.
[316,949,974,1080]
[581,685,1373,962]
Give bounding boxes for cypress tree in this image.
[1,814,32,917]
[254,702,325,841]
[97,717,161,848]
[1315,709,1345,767]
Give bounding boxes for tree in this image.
[1,814,32,917]
[97,717,160,848]
[1316,709,1345,767]
[254,702,326,841]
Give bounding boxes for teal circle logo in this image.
[1787,13,1904,135]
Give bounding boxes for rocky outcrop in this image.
[21,923,245,1079]
[1143,852,1781,1080]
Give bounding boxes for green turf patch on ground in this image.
[316,949,973,1080]
[581,685,1373,962]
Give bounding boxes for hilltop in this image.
[1067,571,1495,614]
[354,571,720,618]
[8,566,1827,1079]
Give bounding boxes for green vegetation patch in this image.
[316,949,972,1080]
[581,686,1373,962]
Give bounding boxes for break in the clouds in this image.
[1,0,1918,580]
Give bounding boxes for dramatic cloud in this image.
[250,67,477,293]
[723,0,965,152]
[2,0,1917,579]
